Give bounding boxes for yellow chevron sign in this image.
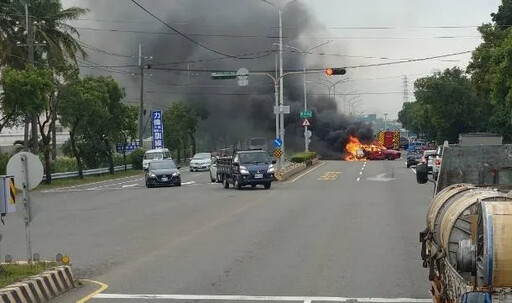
[9,178,15,204]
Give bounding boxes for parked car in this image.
[142,148,172,171]
[145,160,181,188]
[190,153,212,171]
[407,151,422,168]
[421,150,437,172]
[433,145,444,181]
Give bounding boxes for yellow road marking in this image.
[76,279,109,303]
[287,162,326,183]
[318,171,342,181]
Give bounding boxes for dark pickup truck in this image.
[217,150,275,190]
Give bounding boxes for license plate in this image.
[161,177,168,181]
[254,173,263,179]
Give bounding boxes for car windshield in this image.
[239,152,270,164]
[149,161,176,170]
[144,152,163,160]
[193,153,211,159]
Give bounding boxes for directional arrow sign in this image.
[302,119,311,127]
[366,173,395,182]
[273,138,283,147]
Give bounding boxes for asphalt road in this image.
[1,160,434,302]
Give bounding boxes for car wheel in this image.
[251,184,257,188]
[234,178,242,190]
[175,181,181,186]
[264,182,271,189]
[223,178,230,189]
[210,172,216,183]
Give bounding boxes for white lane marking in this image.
[181,181,196,185]
[367,173,395,182]
[121,184,138,188]
[304,300,312,303]
[92,178,143,190]
[411,168,416,174]
[41,174,143,192]
[359,171,363,175]
[287,162,326,183]
[356,177,360,182]
[361,167,365,171]
[94,293,431,302]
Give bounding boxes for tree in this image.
[399,68,484,143]
[1,0,87,68]
[163,103,200,162]
[58,77,109,178]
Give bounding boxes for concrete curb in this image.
[0,265,74,303]
[275,163,307,181]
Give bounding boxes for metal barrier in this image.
[42,164,134,180]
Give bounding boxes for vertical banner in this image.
[152,110,163,149]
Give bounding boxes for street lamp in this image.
[259,0,298,164]
[274,41,331,152]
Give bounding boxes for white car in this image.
[142,148,172,170]
[190,153,212,172]
[421,150,437,173]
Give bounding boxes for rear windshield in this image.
[144,152,163,160]
[239,152,270,164]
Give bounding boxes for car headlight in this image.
[239,166,250,175]
[267,164,275,173]
[172,172,180,177]
[148,172,156,178]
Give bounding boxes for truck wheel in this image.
[223,178,230,189]
[210,172,216,183]
[264,182,271,189]
[407,163,411,168]
[234,178,242,190]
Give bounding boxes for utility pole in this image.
[137,44,152,148]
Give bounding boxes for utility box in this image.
[0,175,16,216]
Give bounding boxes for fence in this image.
[42,164,134,180]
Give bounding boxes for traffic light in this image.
[325,68,346,76]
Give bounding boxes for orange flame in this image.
[344,135,385,161]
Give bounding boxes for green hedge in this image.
[128,148,145,170]
[51,157,77,173]
[290,152,317,163]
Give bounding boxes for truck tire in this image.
[407,163,411,168]
[234,178,242,190]
[210,171,216,183]
[264,182,271,189]
[223,178,230,189]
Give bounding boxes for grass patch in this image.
[36,169,143,190]
[0,262,57,288]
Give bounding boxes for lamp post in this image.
[275,41,331,152]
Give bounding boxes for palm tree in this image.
[0,0,88,69]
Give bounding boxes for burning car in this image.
[344,135,401,161]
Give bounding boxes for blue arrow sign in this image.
[274,138,283,147]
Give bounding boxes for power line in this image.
[129,0,269,59]
[72,26,481,40]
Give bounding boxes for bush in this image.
[129,148,145,170]
[0,152,10,175]
[113,153,125,166]
[51,157,77,173]
[290,152,317,163]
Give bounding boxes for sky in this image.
[63,0,502,120]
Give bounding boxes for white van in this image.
[143,148,172,170]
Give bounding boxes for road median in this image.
[275,158,320,181]
[0,264,74,303]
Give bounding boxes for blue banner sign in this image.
[152,110,164,149]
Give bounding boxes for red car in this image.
[365,149,401,160]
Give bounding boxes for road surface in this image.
[1,160,433,302]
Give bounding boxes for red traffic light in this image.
[325,68,346,76]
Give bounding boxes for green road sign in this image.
[211,71,237,80]
[300,110,312,118]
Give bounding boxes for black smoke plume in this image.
[74,0,374,156]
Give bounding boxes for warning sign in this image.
[302,119,311,127]
[274,148,283,158]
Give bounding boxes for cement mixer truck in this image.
[416,144,512,303]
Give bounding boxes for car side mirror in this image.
[272,160,277,164]
[416,163,429,184]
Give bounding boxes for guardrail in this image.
[43,164,134,180]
